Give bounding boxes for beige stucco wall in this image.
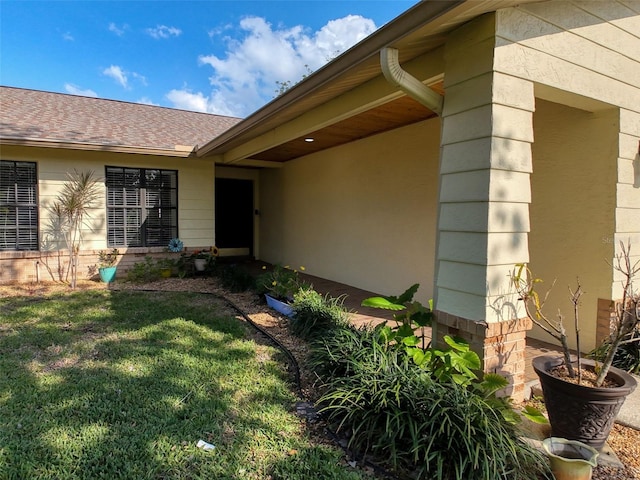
[258,117,441,303]
[529,100,618,351]
[1,145,216,252]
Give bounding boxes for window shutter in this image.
[0,161,38,251]
[106,166,177,248]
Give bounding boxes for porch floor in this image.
[238,259,562,384]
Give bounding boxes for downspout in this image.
[380,47,443,115]
[381,46,445,346]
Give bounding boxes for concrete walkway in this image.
[611,373,640,429]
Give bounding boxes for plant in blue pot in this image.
[256,264,308,317]
[98,248,119,283]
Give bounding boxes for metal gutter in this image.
[380,47,444,115]
[0,137,197,158]
[196,0,466,158]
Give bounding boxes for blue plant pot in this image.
[265,294,294,317]
[99,266,117,283]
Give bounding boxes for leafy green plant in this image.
[256,264,308,301]
[589,333,640,374]
[362,284,482,385]
[215,264,255,292]
[126,256,162,283]
[47,170,102,288]
[314,335,551,480]
[289,287,351,341]
[156,257,175,270]
[362,283,433,350]
[97,248,119,268]
[309,323,380,381]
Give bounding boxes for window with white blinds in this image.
[0,161,39,251]
[106,166,178,247]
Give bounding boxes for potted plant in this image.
[97,248,119,283]
[191,247,218,272]
[156,257,175,278]
[513,240,639,450]
[256,264,307,317]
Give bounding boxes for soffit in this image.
[251,83,444,162]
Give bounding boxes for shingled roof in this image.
[0,86,241,155]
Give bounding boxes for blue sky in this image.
[1,1,417,117]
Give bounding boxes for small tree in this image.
[49,170,101,288]
[595,241,640,386]
[513,240,639,387]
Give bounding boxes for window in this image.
[106,167,177,247]
[0,160,38,251]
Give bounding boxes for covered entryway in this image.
[215,178,254,258]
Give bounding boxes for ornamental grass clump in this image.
[288,287,351,341]
[309,283,550,480]
[311,325,551,480]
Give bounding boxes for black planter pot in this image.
[533,355,637,451]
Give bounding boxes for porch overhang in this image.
[196,0,545,167]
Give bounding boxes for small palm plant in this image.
[49,170,101,288]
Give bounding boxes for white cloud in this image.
[146,25,182,39]
[62,31,74,41]
[108,22,127,36]
[64,83,98,97]
[131,72,148,87]
[182,14,377,117]
[102,66,146,90]
[137,97,159,106]
[103,65,128,88]
[166,89,214,113]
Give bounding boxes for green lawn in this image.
[0,289,368,480]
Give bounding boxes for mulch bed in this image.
[2,277,638,479]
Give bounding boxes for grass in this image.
[0,289,369,480]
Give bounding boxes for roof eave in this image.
[0,137,197,158]
[196,0,467,158]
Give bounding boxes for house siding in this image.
[437,12,535,323]
[495,2,640,110]
[0,145,215,283]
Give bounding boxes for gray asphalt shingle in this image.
[0,86,241,152]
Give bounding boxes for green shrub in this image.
[125,256,179,282]
[314,333,551,480]
[589,334,640,374]
[215,264,255,292]
[126,256,162,283]
[289,287,351,341]
[309,323,380,380]
[256,264,308,300]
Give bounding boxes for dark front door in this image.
[215,178,254,257]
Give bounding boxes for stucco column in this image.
[433,14,535,400]
[614,109,640,288]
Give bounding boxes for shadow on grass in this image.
[0,290,308,479]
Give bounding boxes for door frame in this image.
[215,166,260,259]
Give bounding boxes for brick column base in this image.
[434,310,533,402]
